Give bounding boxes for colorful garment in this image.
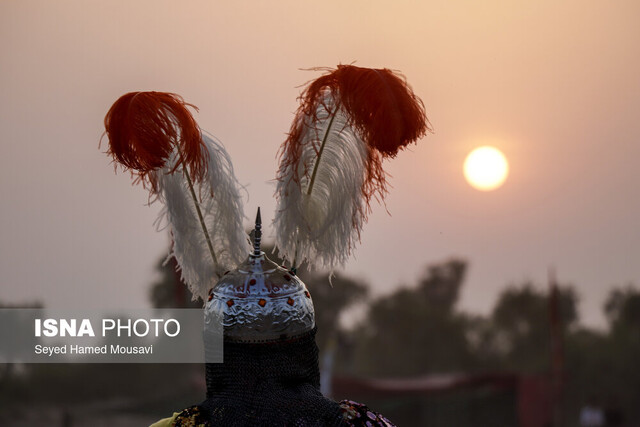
[151,400,395,427]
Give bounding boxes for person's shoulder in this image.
[151,401,395,426]
[149,405,208,427]
[338,399,396,427]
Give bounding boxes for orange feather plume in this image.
[102,91,249,299]
[280,65,431,209]
[275,65,431,270]
[103,91,206,191]
[300,65,429,156]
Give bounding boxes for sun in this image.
[463,146,509,191]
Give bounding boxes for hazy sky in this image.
[1,1,638,328]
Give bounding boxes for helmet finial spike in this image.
[253,207,262,256]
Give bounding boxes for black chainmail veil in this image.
[202,328,345,426]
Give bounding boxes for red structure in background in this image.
[333,372,553,427]
[329,270,565,426]
[519,375,553,427]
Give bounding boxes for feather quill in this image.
[103,92,249,301]
[153,133,249,301]
[275,65,430,270]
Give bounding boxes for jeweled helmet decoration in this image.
[204,209,315,343]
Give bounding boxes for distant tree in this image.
[488,283,577,373]
[149,255,202,308]
[352,258,472,377]
[601,286,640,422]
[417,259,466,312]
[298,271,368,351]
[604,285,640,340]
[561,285,640,426]
[0,300,44,387]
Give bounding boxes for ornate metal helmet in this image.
[204,209,315,343]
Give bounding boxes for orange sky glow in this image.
[1,1,639,328]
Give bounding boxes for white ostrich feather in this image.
[275,95,369,270]
[153,132,250,301]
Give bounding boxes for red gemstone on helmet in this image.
[287,297,294,306]
[258,299,266,307]
[226,299,234,307]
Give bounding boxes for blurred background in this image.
[1,1,639,426]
